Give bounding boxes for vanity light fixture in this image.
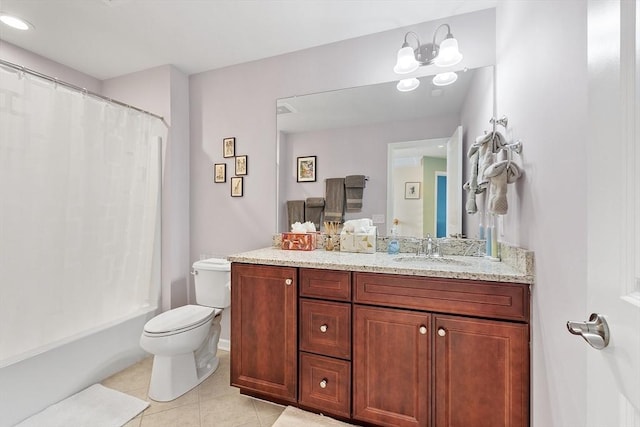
[396,78,420,92]
[432,71,458,87]
[394,23,462,91]
[0,13,33,30]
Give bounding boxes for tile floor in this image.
[101,350,285,427]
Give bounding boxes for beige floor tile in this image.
[102,357,152,393]
[257,412,281,427]
[100,348,294,427]
[123,414,142,427]
[252,398,285,423]
[140,402,200,427]
[199,392,259,427]
[144,386,200,415]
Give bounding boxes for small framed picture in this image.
[404,182,421,199]
[296,155,316,182]
[214,163,226,183]
[223,137,235,158]
[231,176,243,197]
[235,155,248,176]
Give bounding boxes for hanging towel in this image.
[469,131,505,188]
[305,197,325,230]
[286,200,305,228]
[463,150,483,214]
[324,178,345,223]
[483,152,523,215]
[345,175,366,212]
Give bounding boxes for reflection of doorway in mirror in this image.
[435,173,447,237]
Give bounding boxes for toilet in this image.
[140,257,231,402]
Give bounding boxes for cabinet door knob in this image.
[419,325,427,335]
[319,379,328,388]
[319,324,328,333]
[285,278,292,286]
[437,328,446,337]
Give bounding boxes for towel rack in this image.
[489,115,523,155]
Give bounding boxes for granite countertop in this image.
[228,247,534,285]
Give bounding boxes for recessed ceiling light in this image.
[0,13,33,31]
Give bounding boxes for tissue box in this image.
[339,227,377,254]
[281,232,317,251]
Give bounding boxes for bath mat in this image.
[272,406,358,427]
[15,384,148,427]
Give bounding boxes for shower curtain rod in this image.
[0,58,168,127]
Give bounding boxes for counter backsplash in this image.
[272,233,534,278]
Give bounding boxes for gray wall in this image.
[496,2,588,426]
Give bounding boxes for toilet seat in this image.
[143,305,221,337]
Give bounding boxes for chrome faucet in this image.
[416,234,441,257]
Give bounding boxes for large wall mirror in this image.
[276,65,494,238]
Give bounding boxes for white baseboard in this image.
[218,338,230,352]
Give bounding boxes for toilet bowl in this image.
[140,258,230,402]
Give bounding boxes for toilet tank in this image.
[191,258,231,308]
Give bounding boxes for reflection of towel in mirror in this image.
[324,178,345,223]
[286,200,305,228]
[463,151,481,214]
[305,197,325,230]
[345,175,366,212]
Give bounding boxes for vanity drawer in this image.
[299,352,351,419]
[299,299,351,360]
[299,268,351,301]
[354,272,529,322]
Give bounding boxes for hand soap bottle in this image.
[387,218,400,255]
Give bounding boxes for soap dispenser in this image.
[387,219,400,255]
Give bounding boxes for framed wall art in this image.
[231,176,243,197]
[404,182,420,199]
[214,163,226,183]
[235,155,247,176]
[223,137,235,158]
[296,155,316,182]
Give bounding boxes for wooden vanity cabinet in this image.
[230,263,298,403]
[231,263,530,427]
[353,272,530,427]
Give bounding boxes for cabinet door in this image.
[230,263,297,403]
[434,315,529,427]
[353,305,431,427]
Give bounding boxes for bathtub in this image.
[0,307,158,427]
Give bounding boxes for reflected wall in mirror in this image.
[276,65,494,238]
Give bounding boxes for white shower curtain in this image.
[0,66,167,364]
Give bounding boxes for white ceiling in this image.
[0,0,496,80]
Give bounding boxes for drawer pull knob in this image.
[419,325,427,335]
[319,379,328,389]
[285,278,292,286]
[438,328,446,337]
[319,324,328,333]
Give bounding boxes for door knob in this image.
[566,313,610,350]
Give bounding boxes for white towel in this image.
[483,157,522,215]
[469,131,506,187]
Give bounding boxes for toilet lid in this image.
[144,305,216,335]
